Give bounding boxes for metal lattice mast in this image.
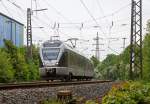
[27,8,33,59]
[130,0,142,80]
[93,32,104,60]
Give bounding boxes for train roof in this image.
[43,40,62,47]
[42,40,91,61]
[64,45,91,62]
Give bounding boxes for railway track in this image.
[0,80,112,90]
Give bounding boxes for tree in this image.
[146,19,150,33]
[3,40,30,81]
[141,20,150,81]
[0,40,40,82]
[0,50,14,82]
[94,49,130,80]
[143,34,150,81]
[27,60,40,80]
[91,19,150,81]
[90,56,100,68]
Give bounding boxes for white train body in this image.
[39,40,94,80]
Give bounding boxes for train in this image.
[39,40,94,81]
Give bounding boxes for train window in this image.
[42,48,60,60]
[43,42,61,47]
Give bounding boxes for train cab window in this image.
[42,48,60,60]
[43,42,61,47]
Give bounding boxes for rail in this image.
[0,80,112,90]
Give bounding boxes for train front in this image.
[39,40,62,80]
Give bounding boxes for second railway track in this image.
[0,80,112,90]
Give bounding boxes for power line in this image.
[5,0,52,43]
[44,0,79,28]
[6,0,25,12]
[32,19,47,35]
[36,0,52,22]
[96,0,105,17]
[112,3,131,15]
[108,47,120,54]
[80,0,105,35]
[34,0,38,15]
[80,0,99,25]
[0,0,13,18]
[6,0,50,27]
[34,1,129,32]
[8,1,72,40]
[83,3,131,23]
[6,0,131,36]
[2,0,26,22]
[96,0,109,25]
[8,0,129,38]
[107,38,120,54]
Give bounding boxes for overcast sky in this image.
[0,0,150,60]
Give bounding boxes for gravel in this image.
[0,82,113,104]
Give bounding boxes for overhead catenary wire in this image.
[80,0,99,26]
[6,0,76,40]
[0,0,13,18]
[4,0,130,33]
[6,0,25,12]
[43,0,80,29]
[2,0,26,22]
[1,0,137,58]
[80,0,106,35]
[108,47,120,54]
[44,0,70,22]
[5,0,53,41]
[32,19,47,34]
[6,0,50,27]
[95,0,110,33]
[95,0,110,25]
[36,0,52,22]
[6,0,130,35]
[96,0,105,18]
[83,3,131,23]
[54,17,130,28]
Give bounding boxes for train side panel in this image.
[59,49,94,78]
[39,40,94,80]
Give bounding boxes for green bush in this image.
[14,52,30,81]
[0,39,40,82]
[18,46,40,81]
[27,60,39,80]
[0,50,14,82]
[102,82,150,104]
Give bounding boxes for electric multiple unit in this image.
[39,40,94,81]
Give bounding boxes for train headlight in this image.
[56,62,59,65]
[43,62,46,66]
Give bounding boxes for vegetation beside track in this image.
[90,20,150,104]
[41,82,150,104]
[0,40,39,83]
[91,20,150,81]
[102,81,150,104]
